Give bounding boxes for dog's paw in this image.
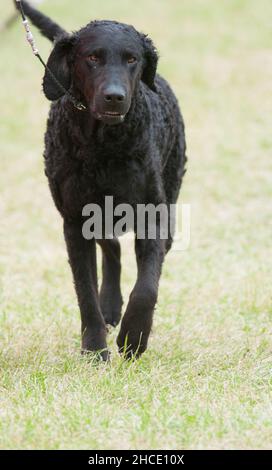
[81,347,110,363]
[117,326,149,359]
[81,326,109,361]
[100,292,123,327]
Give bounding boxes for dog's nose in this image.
[103,87,126,103]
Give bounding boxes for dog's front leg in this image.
[63,220,108,361]
[117,236,165,358]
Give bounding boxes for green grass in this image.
[0,0,272,449]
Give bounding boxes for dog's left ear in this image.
[141,35,158,92]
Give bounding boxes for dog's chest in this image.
[82,156,147,205]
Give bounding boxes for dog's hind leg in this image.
[97,239,123,327]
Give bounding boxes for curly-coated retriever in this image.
[16,1,187,360]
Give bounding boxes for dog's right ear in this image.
[43,35,76,101]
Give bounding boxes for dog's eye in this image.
[127,57,137,64]
[88,54,99,63]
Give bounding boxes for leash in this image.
[15,0,86,111]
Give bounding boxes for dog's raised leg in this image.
[64,220,109,361]
[117,236,165,358]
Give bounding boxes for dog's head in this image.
[43,21,158,125]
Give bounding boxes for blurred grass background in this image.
[0,0,272,449]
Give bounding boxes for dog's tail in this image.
[14,0,66,41]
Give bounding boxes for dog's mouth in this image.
[91,106,127,125]
[96,111,126,124]
[100,111,124,117]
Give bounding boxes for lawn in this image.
[0,0,271,450]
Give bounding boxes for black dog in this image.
[16,1,187,360]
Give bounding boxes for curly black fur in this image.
[16,1,187,360]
